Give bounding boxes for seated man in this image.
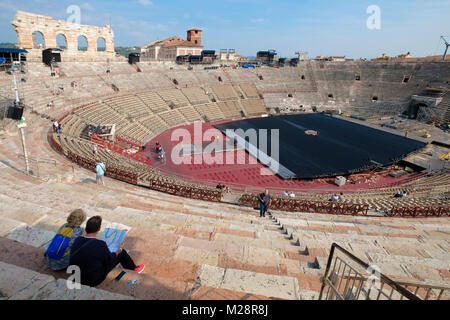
[69,216,144,287]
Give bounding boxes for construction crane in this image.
[441,36,450,61]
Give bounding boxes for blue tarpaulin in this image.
[0,58,6,64]
[0,48,28,54]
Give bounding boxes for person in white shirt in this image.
[289,192,295,198]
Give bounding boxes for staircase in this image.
[0,159,449,300]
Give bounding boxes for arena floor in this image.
[143,116,426,193]
[215,114,427,179]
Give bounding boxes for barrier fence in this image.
[389,206,450,218]
[91,134,151,166]
[239,194,369,216]
[148,178,223,202]
[49,133,64,155]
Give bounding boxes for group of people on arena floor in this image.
[155,142,166,162]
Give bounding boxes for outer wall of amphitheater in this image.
[11,11,115,62]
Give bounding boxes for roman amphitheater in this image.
[0,11,449,300]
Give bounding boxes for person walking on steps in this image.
[258,189,271,218]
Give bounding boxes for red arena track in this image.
[143,120,424,193]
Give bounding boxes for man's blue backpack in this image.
[46,225,78,260]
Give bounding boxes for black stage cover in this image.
[215,114,427,180]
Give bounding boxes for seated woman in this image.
[46,209,86,271]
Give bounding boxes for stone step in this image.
[196,264,317,300]
[6,226,56,249]
[0,261,132,300]
[190,286,274,300]
[0,216,27,237]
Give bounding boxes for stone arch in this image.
[56,33,68,49]
[12,11,116,60]
[408,102,429,120]
[105,37,114,53]
[32,31,45,49]
[77,35,89,51]
[97,37,106,52]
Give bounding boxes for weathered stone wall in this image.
[11,11,115,62]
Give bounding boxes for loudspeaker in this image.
[42,49,61,66]
[8,106,24,120]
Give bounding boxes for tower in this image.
[187,29,202,46]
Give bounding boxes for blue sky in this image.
[0,0,449,58]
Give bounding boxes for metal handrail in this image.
[319,243,421,300]
[329,274,450,296]
[18,155,57,166]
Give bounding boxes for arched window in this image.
[97,38,106,52]
[32,31,45,49]
[56,34,67,50]
[77,35,88,51]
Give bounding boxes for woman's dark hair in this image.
[85,216,102,234]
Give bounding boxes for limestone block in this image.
[174,246,219,266]
[6,225,56,248]
[197,265,300,300]
[0,216,26,237]
[32,279,133,300]
[0,262,54,299]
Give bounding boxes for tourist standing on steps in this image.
[95,160,106,186]
[258,189,271,218]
